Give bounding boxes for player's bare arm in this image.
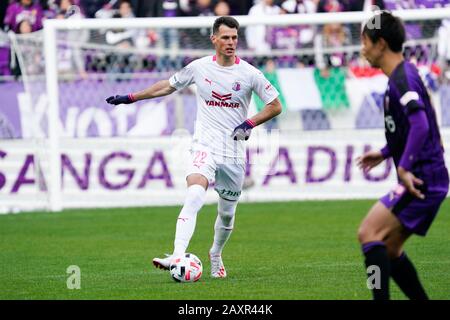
[249,97,282,126]
[106,80,176,105]
[132,80,177,101]
[231,97,282,141]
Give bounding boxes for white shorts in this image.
[186,145,245,201]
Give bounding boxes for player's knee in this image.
[218,210,234,224]
[357,224,374,244]
[185,185,207,212]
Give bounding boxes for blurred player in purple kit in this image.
[357,12,449,300]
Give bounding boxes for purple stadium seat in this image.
[301,109,330,130]
[355,92,384,129]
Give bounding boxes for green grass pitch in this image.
[0,199,449,300]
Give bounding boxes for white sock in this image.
[173,184,206,256]
[210,198,237,256]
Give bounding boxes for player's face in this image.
[211,25,238,58]
[361,33,382,68]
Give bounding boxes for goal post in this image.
[43,23,62,212]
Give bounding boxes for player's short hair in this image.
[362,11,406,53]
[212,16,239,35]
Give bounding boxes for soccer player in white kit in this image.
[106,16,282,278]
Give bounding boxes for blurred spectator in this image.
[246,0,282,54]
[281,0,317,13]
[226,0,253,15]
[383,0,416,10]
[190,0,214,16]
[315,23,351,69]
[104,0,149,73]
[280,0,318,47]
[42,0,84,18]
[438,19,450,82]
[80,0,111,18]
[0,1,8,30]
[179,0,197,16]
[56,0,84,18]
[105,0,137,48]
[314,0,350,68]
[158,0,180,17]
[149,1,182,72]
[182,0,214,50]
[10,19,34,78]
[214,0,231,16]
[55,0,88,79]
[105,0,134,71]
[4,0,44,33]
[342,0,385,11]
[317,0,344,12]
[39,0,58,19]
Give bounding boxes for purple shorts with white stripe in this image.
[380,181,448,236]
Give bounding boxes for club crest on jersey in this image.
[232,81,241,91]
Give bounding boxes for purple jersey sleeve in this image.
[398,109,429,171]
[380,144,391,159]
[392,65,426,115]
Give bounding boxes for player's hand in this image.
[398,167,425,199]
[106,94,135,105]
[231,119,256,141]
[356,150,384,173]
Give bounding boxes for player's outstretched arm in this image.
[231,98,282,141]
[106,80,177,105]
[249,97,282,126]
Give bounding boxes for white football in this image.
[169,253,203,283]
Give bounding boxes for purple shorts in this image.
[380,182,449,236]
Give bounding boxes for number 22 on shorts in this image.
[193,151,207,169]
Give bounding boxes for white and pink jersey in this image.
[169,55,279,158]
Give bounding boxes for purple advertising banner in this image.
[0,78,198,139]
[0,81,24,138]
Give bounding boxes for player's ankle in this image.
[173,249,185,257]
[209,249,221,256]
